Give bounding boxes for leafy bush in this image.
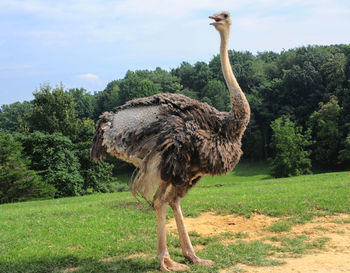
[338,132,350,163]
[269,117,312,178]
[73,119,114,192]
[308,97,342,168]
[0,132,55,204]
[18,132,83,197]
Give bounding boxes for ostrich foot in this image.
[185,255,215,266]
[160,257,190,272]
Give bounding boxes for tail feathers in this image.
[130,152,162,204]
[90,112,111,162]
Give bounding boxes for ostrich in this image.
[91,12,250,272]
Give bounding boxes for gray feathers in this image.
[91,93,249,202]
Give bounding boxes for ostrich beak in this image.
[209,15,223,26]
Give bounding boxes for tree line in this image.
[1,44,349,203]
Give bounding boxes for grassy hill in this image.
[1,163,349,273]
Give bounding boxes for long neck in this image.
[219,29,250,116]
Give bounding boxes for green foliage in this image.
[92,80,121,116]
[177,88,199,100]
[73,119,114,193]
[209,50,265,92]
[30,84,79,137]
[138,67,182,93]
[242,127,265,161]
[172,61,212,94]
[338,132,350,162]
[308,97,342,168]
[18,132,83,197]
[117,71,160,105]
[135,79,159,98]
[339,87,350,164]
[0,131,55,203]
[92,69,173,117]
[269,117,312,178]
[2,44,350,204]
[201,80,230,111]
[68,88,94,119]
[19,45,350,167]
[320,53,346,92]
[0,101,33,132]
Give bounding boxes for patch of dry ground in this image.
[99,252,153,262]
[61,267,80,273]
[168,212,275,237]
[167,212,350,273]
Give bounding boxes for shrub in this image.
[18,132,83,197]
[269,117,312,178]
[308,97,342,168]
[0,131,55,204]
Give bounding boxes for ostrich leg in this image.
[155,200,190,272]
[169,198,214,266]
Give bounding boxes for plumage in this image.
[91,93,249,201]
[91,12,250,272]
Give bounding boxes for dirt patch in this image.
[61,267,79,273]
[231,251,350,273]
[167,212,276,236]
[167,212,350,273]
[126,253,153,259]
[100,253,153,263]
[66,245,82,251]
[100,256,117,262]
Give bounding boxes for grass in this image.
[267,221,292,233]
[0,162,349,272]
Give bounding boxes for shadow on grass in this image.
[0,254,160,273]
[108,201,154,213]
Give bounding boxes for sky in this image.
[1,0,350,105]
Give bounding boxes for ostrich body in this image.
[91,12,250,272]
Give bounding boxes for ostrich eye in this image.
[223,14,228,18]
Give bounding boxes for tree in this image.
[0,131,55,203]
[338,133,350,163]
[176,88,199,100]
[18,132,83,197]
[172,61,212,94]
[0,101,33,132]
[138,67,182,93]
[69,88,94,119]
[118,72,159,105]
[242,125,265,161]
[30,84,78,138]
[201,80,230,111]
[73,119,113,192]
[308,97,342,168]
[172,62,196,91]
[209,50,263,92]
[320,52,346,93]
[339,87,350,164]
[269,117,312,178]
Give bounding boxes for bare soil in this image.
[167,212,350,273]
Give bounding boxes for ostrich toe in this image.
[160,257,189,272]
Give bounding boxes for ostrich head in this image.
[209,12,232,32]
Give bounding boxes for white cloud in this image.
[74,73,107,92]
[2,0,349,47]
[77,73,99,81]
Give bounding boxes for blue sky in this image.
[1,0,350,105]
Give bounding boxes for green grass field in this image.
[1,163,349,273]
